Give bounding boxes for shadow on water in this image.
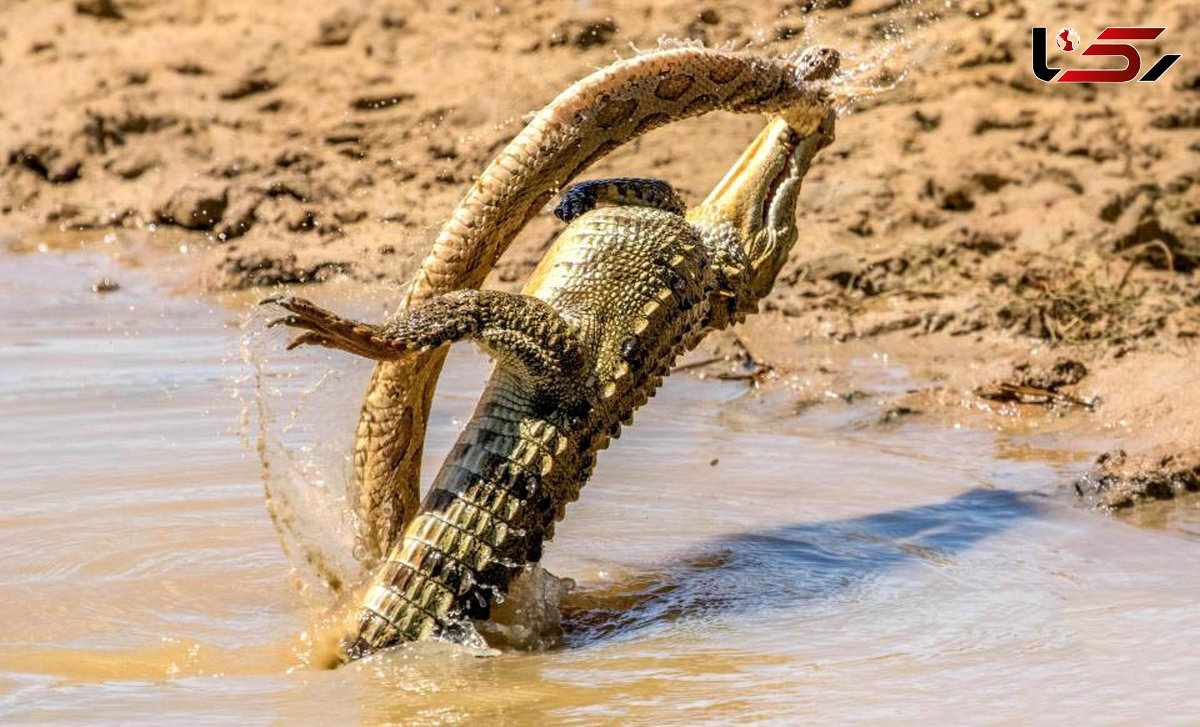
[560,488,1037,645]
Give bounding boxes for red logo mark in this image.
[1032,27,1181,84]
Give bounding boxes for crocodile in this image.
[263,46,839,661]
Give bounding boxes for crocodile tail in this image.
[351,46,839,563]
[343,391,569,658]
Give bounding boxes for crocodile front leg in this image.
[265,291,594,658]
[263,292,586,403]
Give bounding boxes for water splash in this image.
[477,567,577,651]
[234,289,575,652]
[798,0,952,116]
[235,299,366,605]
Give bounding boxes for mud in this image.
[1074,449,1200,510]
[1,0,1197,513]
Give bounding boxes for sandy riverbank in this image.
[2,0,1197,515]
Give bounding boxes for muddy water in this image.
[2,241,1198,724]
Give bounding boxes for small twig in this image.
[978,383,1096,411]
[1116,240,1176,294]
[717,364,774,387]
[672,356,724,374]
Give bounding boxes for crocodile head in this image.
[685,45,838,315]
[688,111,836,313]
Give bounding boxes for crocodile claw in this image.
[262,294,324,316]
[267,314,325,333]
[286,332,332,350]
[261,294,402,360]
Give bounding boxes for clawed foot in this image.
[259,294,399,360]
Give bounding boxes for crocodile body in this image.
[350,46,841,565]
[265,47,839,660]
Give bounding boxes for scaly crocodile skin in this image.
[268,120,837,663]
[352,47,840,564]
[266,46,839,659]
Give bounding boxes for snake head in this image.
[794,46,841,82]
[779,46,840,135]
